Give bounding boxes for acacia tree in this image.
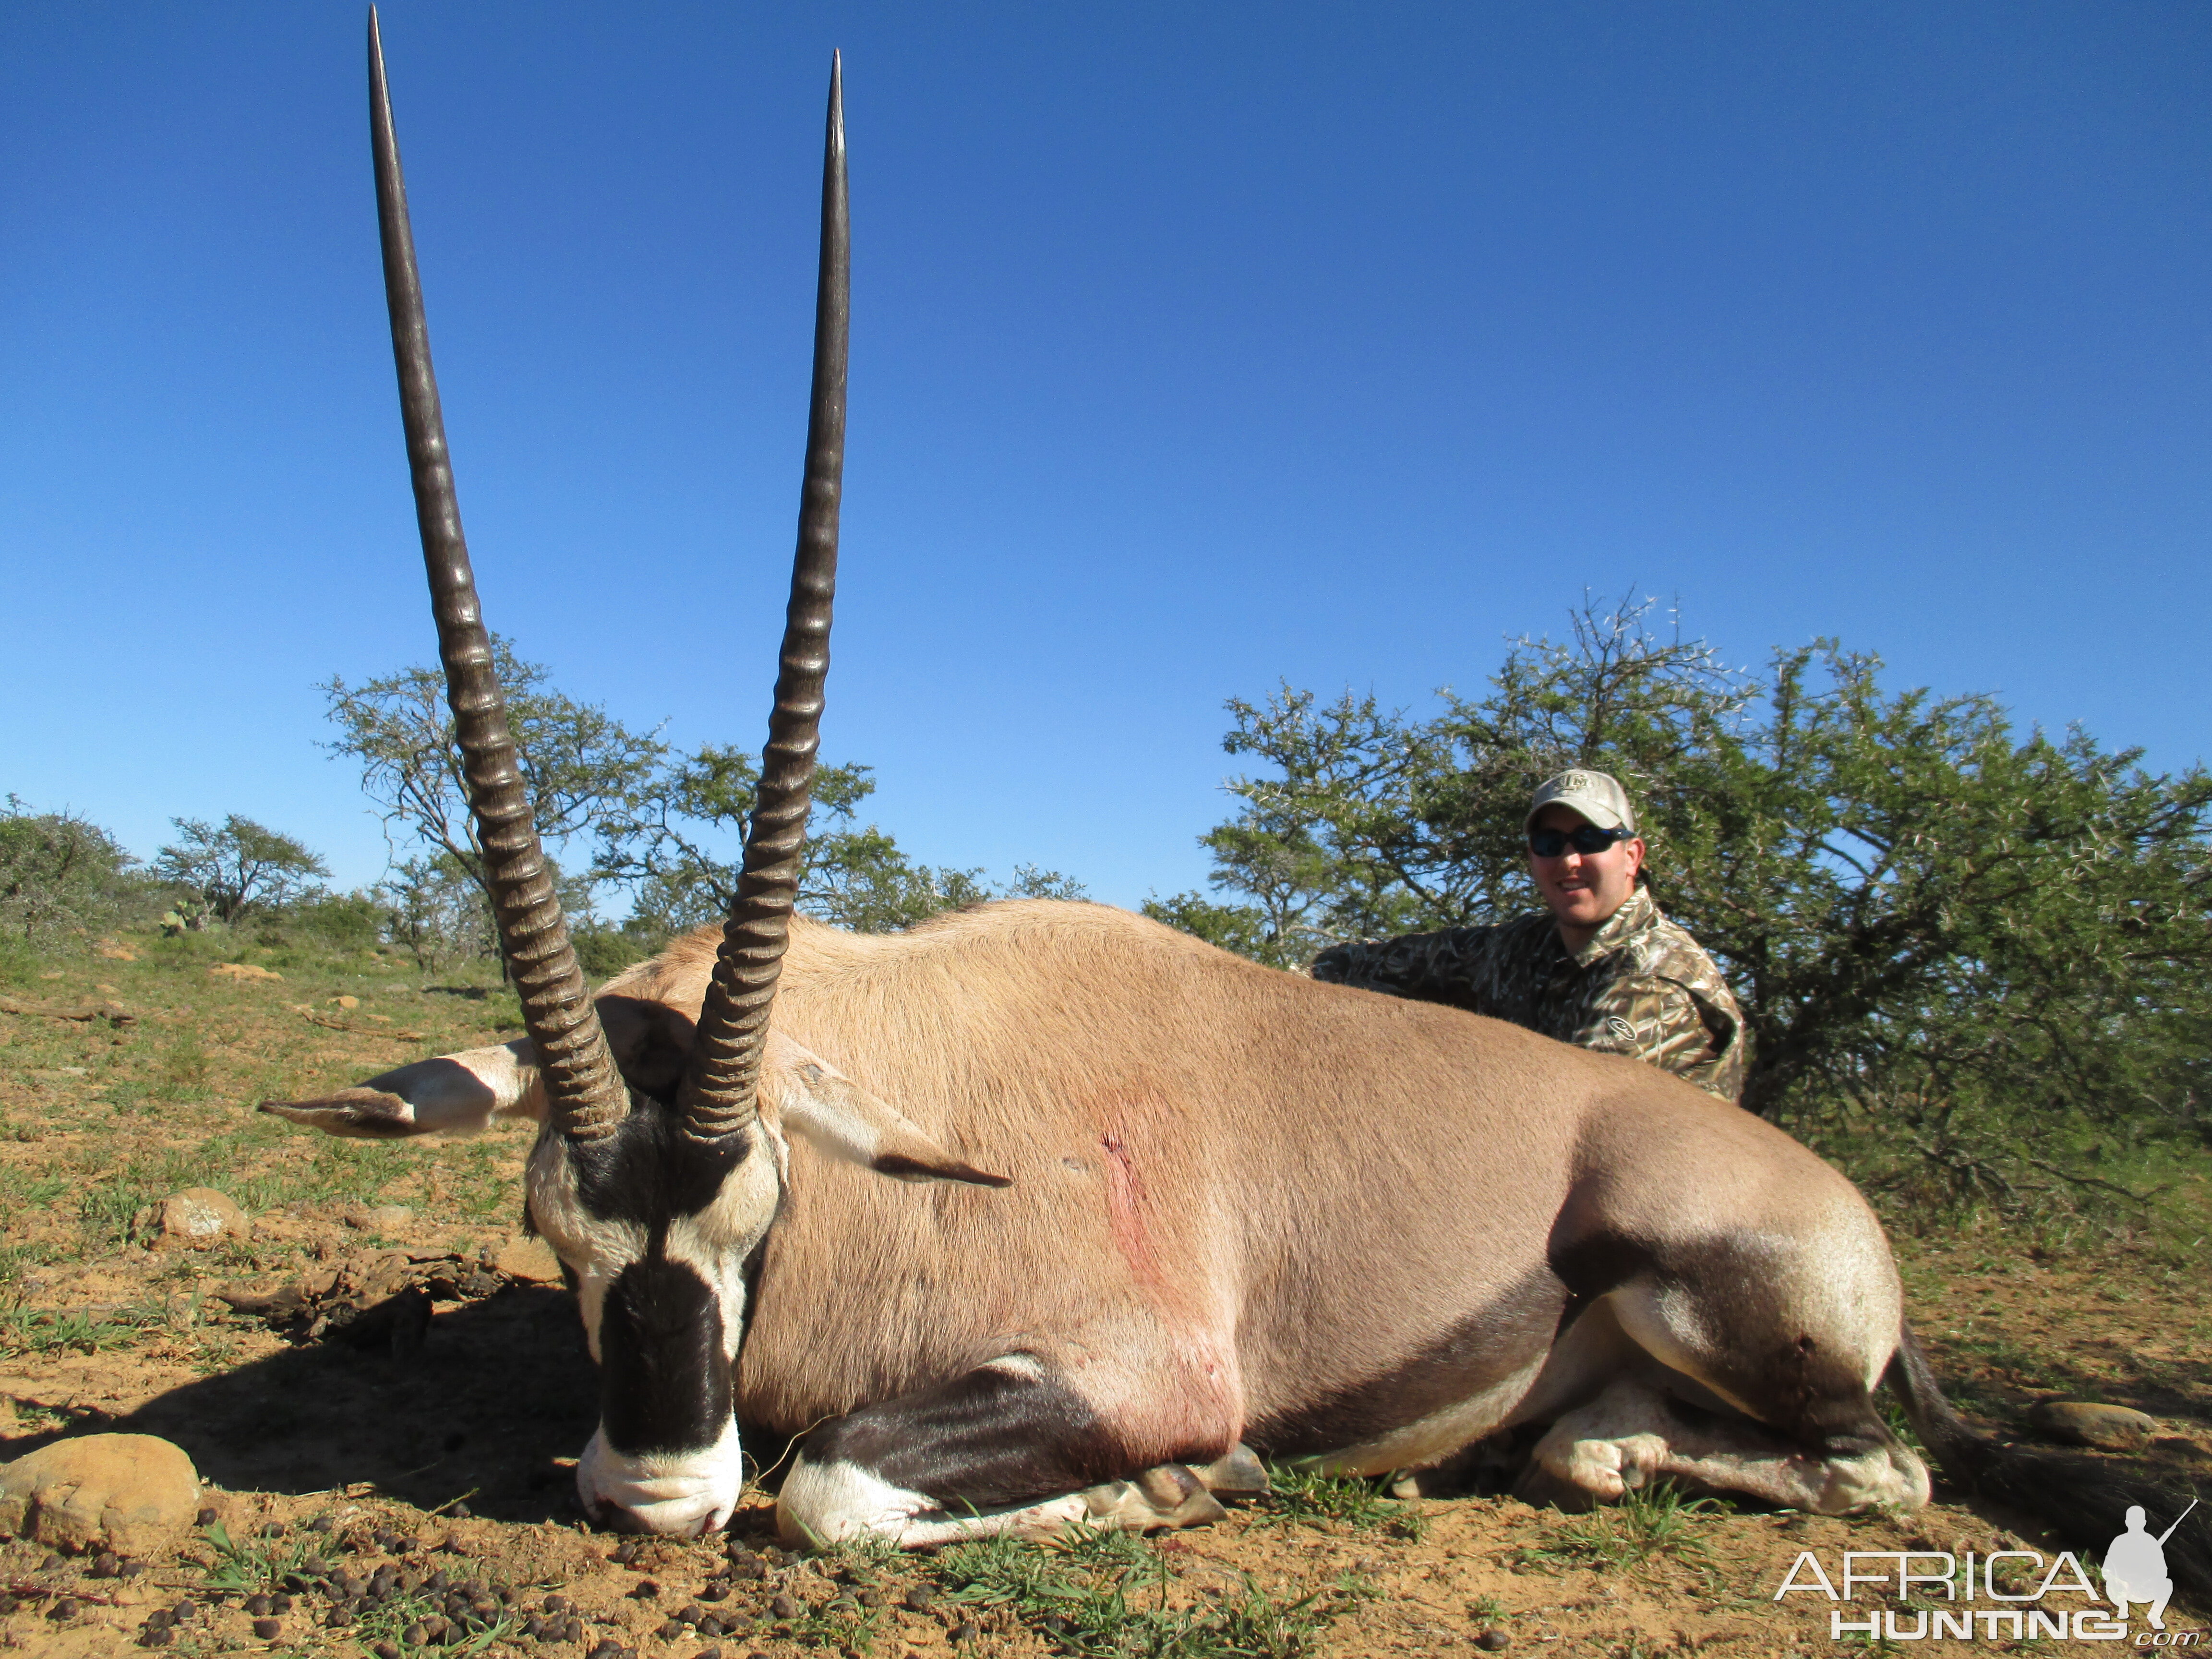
[0,797,147,947]
[1150,596,2212,1211]
[154,815,329,925]
[328,643,1087,968]
[590,745,1084,936]
[322,638,665,972]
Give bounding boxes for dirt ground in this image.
[1,927,2207,1657]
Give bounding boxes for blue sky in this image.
[5,3,2207,912]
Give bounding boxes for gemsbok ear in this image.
[766,1034,1011,1189]
[261,1043,544,1139]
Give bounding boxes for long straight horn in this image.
[679,53,848,1143]
[368,8,628,1143]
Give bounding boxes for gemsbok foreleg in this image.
[775,1358,1254,1547]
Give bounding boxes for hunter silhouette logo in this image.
[2107,1500,2197,1632]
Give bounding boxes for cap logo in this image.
[1562,771,1591,793]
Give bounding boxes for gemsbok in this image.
[264,17,2197,1575]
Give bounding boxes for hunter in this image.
[1310,768,1748,1104]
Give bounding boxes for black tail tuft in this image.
[1887,1321,2210,1592]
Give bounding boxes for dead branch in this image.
[0,995,134,1028]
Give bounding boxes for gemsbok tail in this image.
[1887,1320,2209,1592]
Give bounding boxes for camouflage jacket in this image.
[1309,888,1749,1104]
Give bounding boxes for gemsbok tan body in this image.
[265,18,2201,1575]
[277,897,1941,1541]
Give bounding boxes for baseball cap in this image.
[1525,768,1638,835]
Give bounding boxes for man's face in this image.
[1527,803,1645,935]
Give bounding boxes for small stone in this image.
[2028,1399,2159,1452]
[147,1189,252,1250]
[404,1623,429,1646]
[270,1592,293,1612]
[49,1597,81,1620]
[769,1594,799,1620]
[330,995,361,1010]
[246,1595,272,1616]
[659,1620,686,1639]
[634,1578,661,1599]
[950,1621,979,1644]
[253,1616,282,1639]
[120,1558,146,1577]
[902,1586,934,1612]
[209,961,281,981]
[1478,1630,1513,1651]
[0,1434,202,1555]
[373,1644,401,1659]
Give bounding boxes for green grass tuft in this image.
[1515,1481,1724,1575]
[930,1521,1374,1658]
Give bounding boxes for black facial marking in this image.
[805,1363,1203,1513]
[597,996,700,1104]
[525,1090,765,1464]
[599,1255,733,1455]
[1244,1263,1568,1459]
[565,1097,748,1226]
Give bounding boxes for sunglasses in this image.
[1528,825,1632,858]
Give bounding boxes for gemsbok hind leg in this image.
[1538,1208,1929,1514]
[1520,1376,1923,1513]
[776,1358,1253,1548]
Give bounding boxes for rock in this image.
[1478,1631,1513,1652]
[330,995,361,1010]
[0,1435,201,1555]
[209,962,282,982]
[341,1204,414,1234]
[492,1238,562,1284]
[95,940,137,962]
[145,1189,251,1250]
[2028,1400,2158,1451]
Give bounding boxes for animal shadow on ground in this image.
[109,1286,600,1521]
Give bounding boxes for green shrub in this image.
[0,795,159,950]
